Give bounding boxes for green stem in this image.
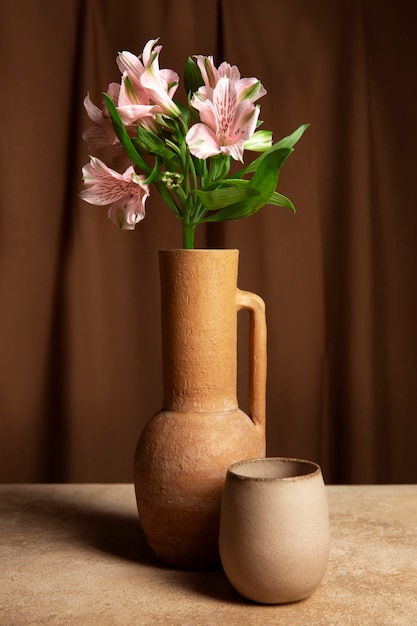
[182,222,196,249]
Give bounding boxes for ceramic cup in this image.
[219,457,330,604]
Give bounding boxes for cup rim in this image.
[227,456,322,482]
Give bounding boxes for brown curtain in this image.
[1,0,416,484]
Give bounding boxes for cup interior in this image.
[228,457,321,481]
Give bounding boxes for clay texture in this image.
[219,457,331,603]
[134,249,267,569]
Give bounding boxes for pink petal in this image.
[117,104,157,125]
[213,77,238,138]
[195,100,217,131]
[107,196,146,230]
[218,62,240,82]
[117,50,145,78]
[195,55,218,88]
[118,73,149,106]
[142,39,161,67]
[83,94,103,123]
[190,86,214,113]
[140,69,180,116]
[235,78,267,103]
[232,102,260,140]
[222,140,245,162]
[107,82,121,102]
[186,123,221,159]
[159,68,180,98]
[82,124,117,150]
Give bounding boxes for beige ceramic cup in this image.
[219,457,330,604]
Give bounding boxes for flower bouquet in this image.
[81,38,308,248]
[79,38,309,568]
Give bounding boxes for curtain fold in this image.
[1,0,416,483]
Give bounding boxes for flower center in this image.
[213,77,237,144]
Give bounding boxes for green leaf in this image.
[183,57,204,95]
[202,196,259,222]
[274,123,310,150]
[234,123,309,179]
[174,100,191,127]
[198,176,249,193]
[144,156,161,186]
[134,126,177,164]
[216,178,250,188]
[268,191,296,213]
[196,186,261,210]
[192,155,207,179]
[165,139,182,157]
[103,93,151,173]
[248,147,292,194]
[202,148,292,222]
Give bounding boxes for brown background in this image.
[1,0,416,484]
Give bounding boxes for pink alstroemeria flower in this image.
[116,73,160,130]
[186,58,267,161]
[195,56,267,103]
[186,80,259,162]
[81,157,150,230]
[83,82,155,149]
[118,39,181,118]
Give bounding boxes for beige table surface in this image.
[1,484,416,625]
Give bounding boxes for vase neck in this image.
[159,250,240,413]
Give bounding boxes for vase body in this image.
[134,249,267,569]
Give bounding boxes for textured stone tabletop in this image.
[1,484,416,625]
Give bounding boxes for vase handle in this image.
[236,289,267,434]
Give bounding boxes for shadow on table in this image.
[3,485,248,604]
[69,505,160,566]
[2,485,157,566]
[78,507,247,604]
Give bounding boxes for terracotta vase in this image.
[134,249,267,569]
